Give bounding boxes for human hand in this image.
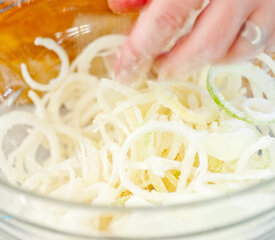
[108,0,275,80]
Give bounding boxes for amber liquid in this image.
[0,0,135,104]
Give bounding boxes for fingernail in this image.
[116,42,155,83]
[115,43,138,77]
[108,0,148,14]
[118,68,136,83]
[115,56,138,83]
[241,21,267,48]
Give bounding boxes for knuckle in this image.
[158,11,182,33]
[154,3,187,36]
[154,0,206,35]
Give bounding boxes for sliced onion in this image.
[242,98,275,123]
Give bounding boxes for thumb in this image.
[108,0,148,13]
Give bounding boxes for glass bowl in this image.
[0,1,275,239]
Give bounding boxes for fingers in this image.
[115,0,205,81]
[226,0,275,61]
[157,0,258,77]
[108,0,148,13]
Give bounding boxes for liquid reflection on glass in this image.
[0,0,136,105]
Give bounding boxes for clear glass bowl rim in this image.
[0,0,275,214]
[1,166,275,213]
